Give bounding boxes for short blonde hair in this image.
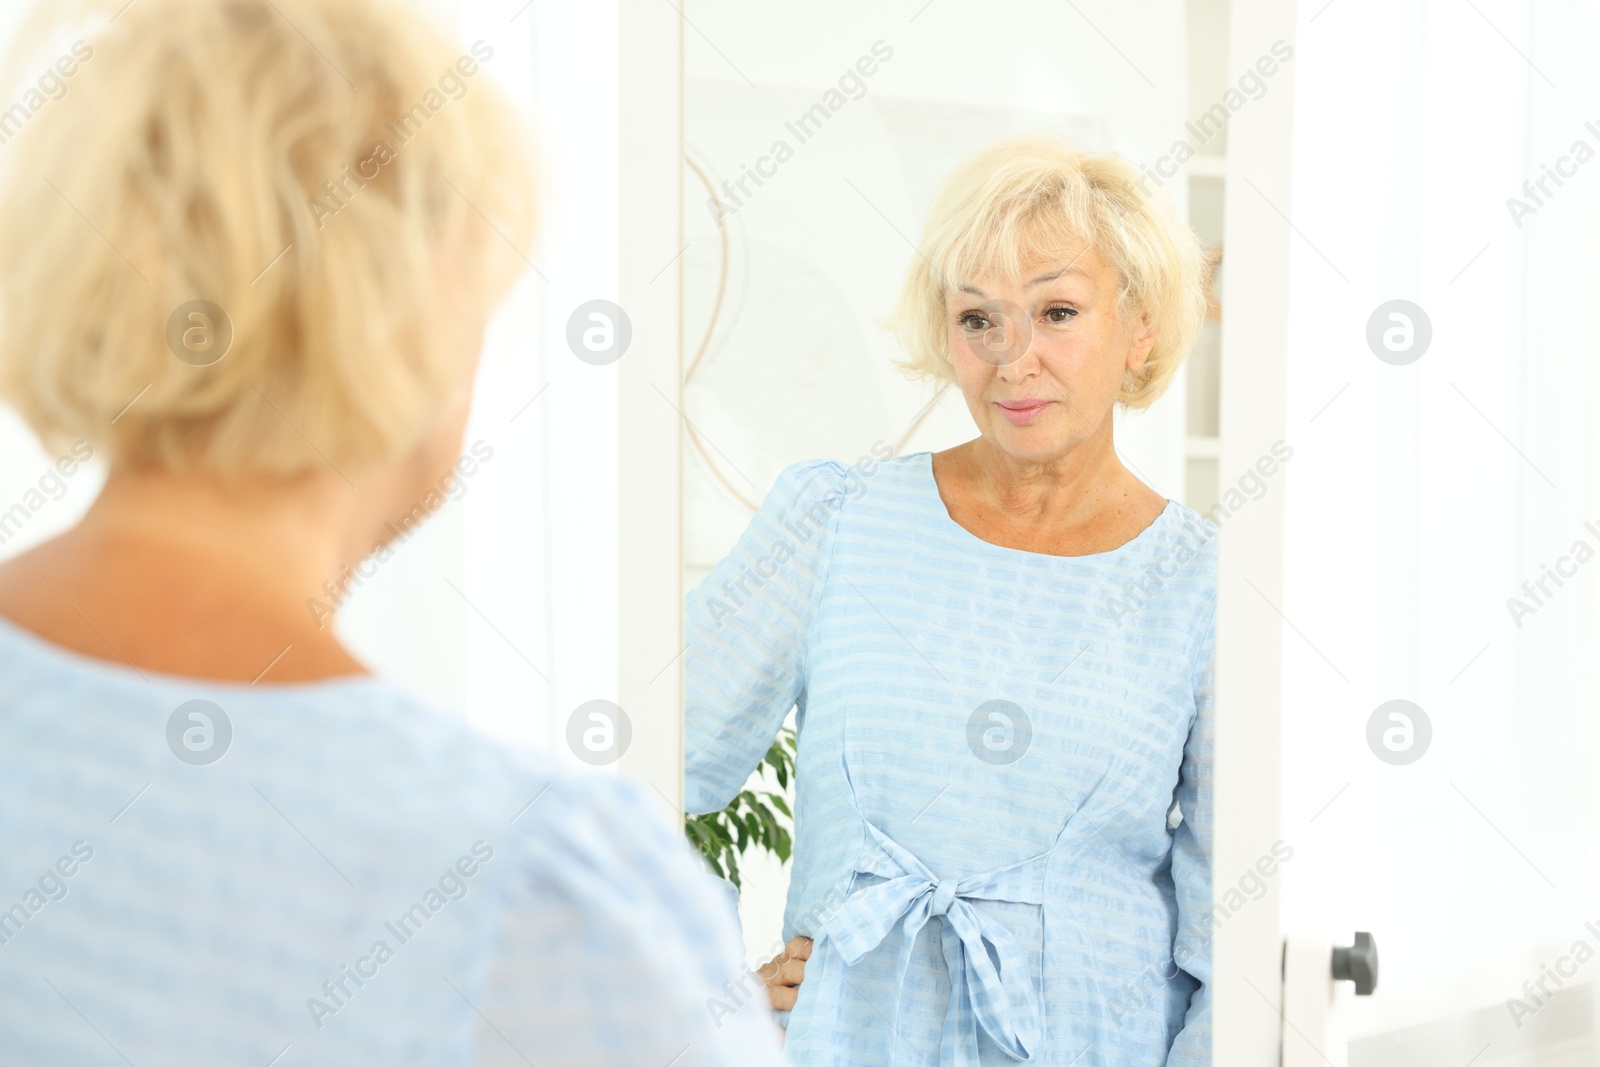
[0,0,538,477]
[890,135,1208,409]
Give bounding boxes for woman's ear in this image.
[1126,308,1160,371]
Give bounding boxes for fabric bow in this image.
[820,819,1049,1066]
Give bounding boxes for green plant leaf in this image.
[684,727,797,896]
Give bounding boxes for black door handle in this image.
[1331,931,1378,995]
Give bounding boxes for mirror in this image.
[677,3,1221,1062]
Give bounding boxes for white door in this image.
[1218,1,1600,1063]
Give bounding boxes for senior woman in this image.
[686,136,1216,1066]
[0,1,783,1064]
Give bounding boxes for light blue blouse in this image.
[686,452,1216,1066]
[0,614,784,1067]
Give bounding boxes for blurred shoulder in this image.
[342,687,727,920]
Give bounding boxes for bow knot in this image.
[818,819,1051,1065]
[930,878,958,916]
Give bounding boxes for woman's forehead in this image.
[948,243,1108,298]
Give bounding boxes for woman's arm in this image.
[684,459,847,815]
[1165,597,1216,1067]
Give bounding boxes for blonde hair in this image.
[0,0,538,477]
[890,135,1208,409]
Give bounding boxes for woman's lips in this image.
[994,399,1054,426]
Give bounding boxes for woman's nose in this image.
[995,340,1041,379]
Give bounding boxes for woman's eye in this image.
[1044,305,1078,323]
[957,312,991,331]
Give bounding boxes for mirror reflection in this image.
[683,125,1217,1067]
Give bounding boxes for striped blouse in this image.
[0,613,784,1067]
[686,451,1215,1066]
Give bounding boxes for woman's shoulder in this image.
[304,685,677,856]
[769,446,916,493]
[1156,499,1221,564]
[763,449,926,517]
[315,691,717,911]
[0,617,674,889]
[1106,497,1218,611]
[1149,500,1219,628]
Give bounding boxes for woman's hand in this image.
[759,936,812,1011]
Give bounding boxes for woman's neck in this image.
[965,433,1136,524]
[0,467,371,683]
[933,436,1165,558]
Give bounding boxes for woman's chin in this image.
[985,425,1076,463]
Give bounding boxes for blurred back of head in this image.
[0,0,538,479]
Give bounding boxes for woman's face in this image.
[944,242,1158,466]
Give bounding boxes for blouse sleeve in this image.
[1165,597,1215,1067]
[475,771,787,1066]
[684,458,848,815]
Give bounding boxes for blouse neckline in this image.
[913,450,1176,561]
